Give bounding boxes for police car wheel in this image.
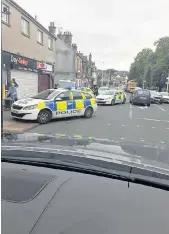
[37,109,52,124]
[84,107,93,118]
[111,100,115,105]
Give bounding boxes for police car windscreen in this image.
[32,90,60,100]
[103,90,115,95]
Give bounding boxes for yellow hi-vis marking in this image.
[56,134,66,137]
[38,102,46,109]
[73,135,83,139]
[75,100,84,109]
[57,101,67,110]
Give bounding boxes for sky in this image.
[16,0,169,71]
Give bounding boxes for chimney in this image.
[72,43,77,52]
[58,31,73,47]
[48,22,56,36]
[89,53,92,62]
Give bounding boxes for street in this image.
[24,94,169,145]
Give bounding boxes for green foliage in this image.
[128,37,169,90]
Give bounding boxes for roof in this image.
[6,0,56,40]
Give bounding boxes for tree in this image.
[128,37,169,90]
[128,48,154,87]
[151,37,169,91]
[144,67,151,88]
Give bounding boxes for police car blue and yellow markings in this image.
[37,91,96,115]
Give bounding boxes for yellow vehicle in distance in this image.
[126,80,137,93]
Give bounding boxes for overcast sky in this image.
[16,0,169,70]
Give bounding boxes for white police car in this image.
[96,89,126,105]
[11,89,97,124]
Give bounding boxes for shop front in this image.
[37,62,54,92]
[10,53,38,99]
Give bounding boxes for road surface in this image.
[28,95,169,145]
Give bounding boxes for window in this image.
[2,4,10,24]
[73,91,82,100]
[32,90,60,100]
[21,17,29,36]
[48,38,53,50]
[57,91,71,101]
[83,93,92,99]
[37,30,43,44]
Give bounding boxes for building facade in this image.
[47,25,77,85]
[75,53,83,87]
[76,52,98,87]
[2,0,56,99]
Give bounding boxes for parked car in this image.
[150,90,162,104]
[96,89,126,105]
[130,89,151,106]
[160,92,169,103]
[11,89,97,124]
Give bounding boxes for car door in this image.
[72,91,84,116]
[54,91,73,118]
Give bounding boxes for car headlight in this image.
[105,97,111,100]
[23,105,37,110]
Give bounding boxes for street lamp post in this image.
[143,80,146,89]
[166,77,169,92]
[101,62,104,86]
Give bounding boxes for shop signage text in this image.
[11,55,29,66]
[37,62,53,72]
[10,53,37,72]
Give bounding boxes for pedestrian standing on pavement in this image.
[7,82,18,102]
[5,82,18,109]
[12,78,19,88]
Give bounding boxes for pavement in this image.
[3,94,169,145]
[3,111,38,133]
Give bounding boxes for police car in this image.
[96,89,126,105]
[11,89,97,124]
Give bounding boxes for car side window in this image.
[73,91,83,100]
[57,91,71,101]
[84,93,92,99]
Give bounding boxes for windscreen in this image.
[32,90,60,100]
[128,83,136,87]
[103,90,116,95]
[138,90,150,95]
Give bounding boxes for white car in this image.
[96,89,126,105]
[11,89,97,124]
[160,92,169,103]
[98,86,109,95]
